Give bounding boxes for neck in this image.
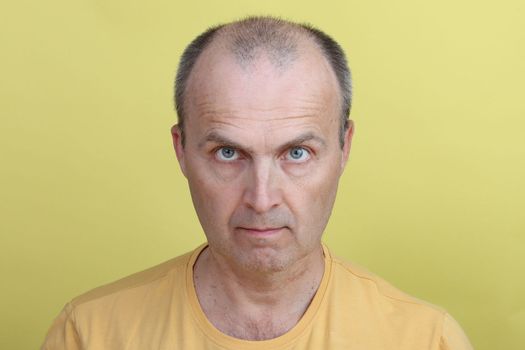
[193,244,325,340]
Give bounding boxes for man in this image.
[42,16,473,349]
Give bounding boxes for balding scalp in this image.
[225,17,300,69]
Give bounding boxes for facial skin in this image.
[172,40,354,276]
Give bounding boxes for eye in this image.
[215,147,239,161]
[285,146,310,162]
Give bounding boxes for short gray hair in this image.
[174,16,352,148]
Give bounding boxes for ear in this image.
[340,120,355,173]
[171,124,187,177]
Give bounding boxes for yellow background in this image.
[1,1,523,349]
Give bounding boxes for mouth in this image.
[236,227,285,236]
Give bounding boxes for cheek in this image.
[289,164,340,225]
[186,162,243,226]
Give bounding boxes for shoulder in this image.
[326,253,473,349]
[69,248,195,308]
[327,253,446,341]
[41,248,201,349]
[330,254,446,315]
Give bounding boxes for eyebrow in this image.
[278,132,327,152]
[199,131,326,153]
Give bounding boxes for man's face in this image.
[172,43,353,272]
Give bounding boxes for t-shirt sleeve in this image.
[41,303,82,350]
[439,312,474,350]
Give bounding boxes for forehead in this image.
[184,41,341,140]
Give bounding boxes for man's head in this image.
[171,16,354,273]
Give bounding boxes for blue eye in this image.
[286,147,310,162]
[216,147,238,161]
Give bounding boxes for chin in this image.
[235,246,303,274]
[209,234,316,274]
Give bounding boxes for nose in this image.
[242,158,282,213]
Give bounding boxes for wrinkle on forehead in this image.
[192,108,336,142]
[190,90,336,125]
[194,106,328,124]
[205,113,321,123]
[194,92,329,110]
[199,113,326,137]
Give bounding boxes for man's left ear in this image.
[340,120,355,173]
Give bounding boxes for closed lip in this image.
[237,227,284,234]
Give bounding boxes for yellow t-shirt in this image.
[41,244,473,350]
